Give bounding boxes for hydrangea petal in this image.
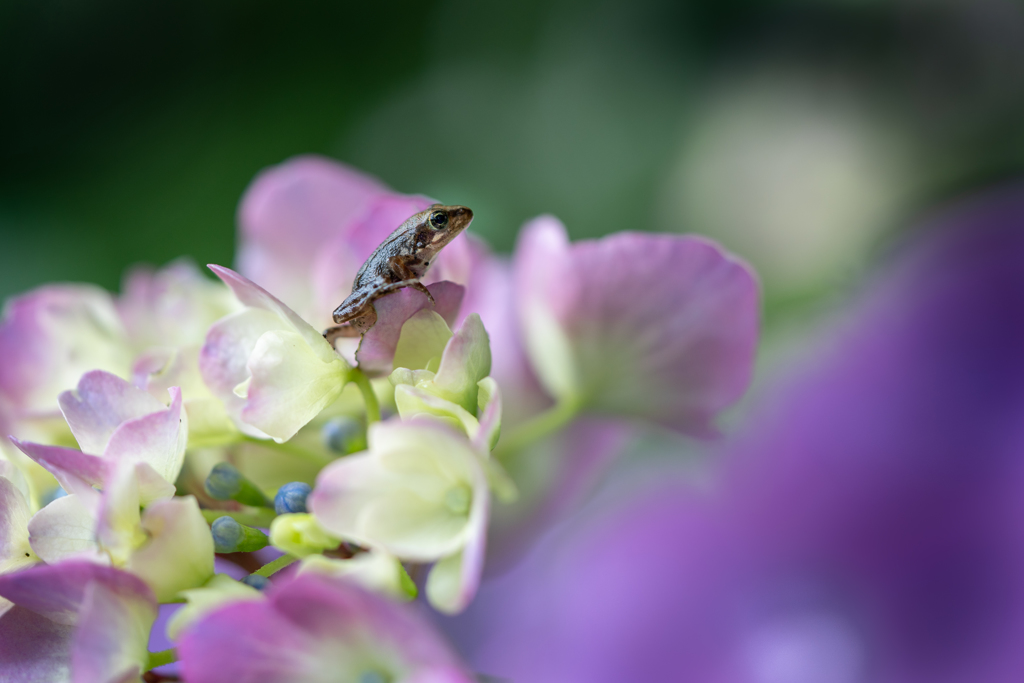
[392,310,453,373]
[96,463,146,567]
[209,265,333,363]
[431,314,491,415]
[0,561,154,627]
[0,605,73,681]
[10,438,107,496]
[355,282,464,378]
[298,550,411,600]
[178,573,475,683]
[394,385,481,441]
[311,421,487,561]
[28,494,101,565]
[128,496,215,602]
[242,329,350,442]
[71,577,156,683]
[0,285,131,416]
[58,370,167,456]
[118,259,241,351]
[103,387,187,486]
[514,216,759,435]
[426,458,489,615]
[166,574,263,642]
[199,307,287,438]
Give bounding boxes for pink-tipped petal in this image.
[58,370,167,456]
[28,493,101,565]
[355,282,465,378]
[10,438,108,495]
[103,387,186,486]
[0,561,154,627]
[514,216,760,435]
[236,156,388,315]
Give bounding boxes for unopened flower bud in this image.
[211,516,269,554]
[274,482,312,515]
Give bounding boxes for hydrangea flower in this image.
[178,572,476,683]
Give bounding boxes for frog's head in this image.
[413,204,474,256]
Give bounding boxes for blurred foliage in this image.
[2,0,1023,317]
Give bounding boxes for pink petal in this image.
[103,386,186,485]
[179,573,474,683]
[514,216,760,435]
[0,605,73,680]
[0,561,155,627]
[355,282,465,378]
[58,370,167,456]
[236,156,388,316]
[0,285,129,417]
[10,438,108,495]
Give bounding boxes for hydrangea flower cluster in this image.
[0,155,759,681]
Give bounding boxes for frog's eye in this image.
[428,211,448,230]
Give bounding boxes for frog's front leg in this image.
[389,257,436,305]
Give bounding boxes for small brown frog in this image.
[323,204,474,344]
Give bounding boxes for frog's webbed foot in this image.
[411,281,435,305]
[323,308,378,345]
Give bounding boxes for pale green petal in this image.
[242,329,351,442]
[431,314,491,414]
[299,550,413,600]
[393,385,480,441]
[392,309,452,372]
[128,496,215,602]
[97,464,146,566]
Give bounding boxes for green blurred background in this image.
[2,0,1023,319]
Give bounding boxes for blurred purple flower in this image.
[0,561,157,683]
[178,572,475,683]
[456,186,1024,683]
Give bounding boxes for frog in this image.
[323,204,474,344]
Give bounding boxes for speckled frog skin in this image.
[323,204,473,342]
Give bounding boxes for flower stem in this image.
[350,368,381,424]
[146,648,177,670]
[494,398,580,459]
[253,554,298,578]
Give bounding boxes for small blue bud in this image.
[211,516,244,553]
[242,574,269,590]
[321,416,365,454]
[39,486,68,507]
[204,463,242,500]
[274,482,312,515]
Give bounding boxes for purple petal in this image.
[236,156,388,316]
[0,561,155,627]
[0,605,73,681]
[355,282,465,378]
[58,370,167,456]
[514,216,760,435]
[179,573,474,683]
[10,438,108,495]
[208,265,320,344]
[71,577,157,683]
